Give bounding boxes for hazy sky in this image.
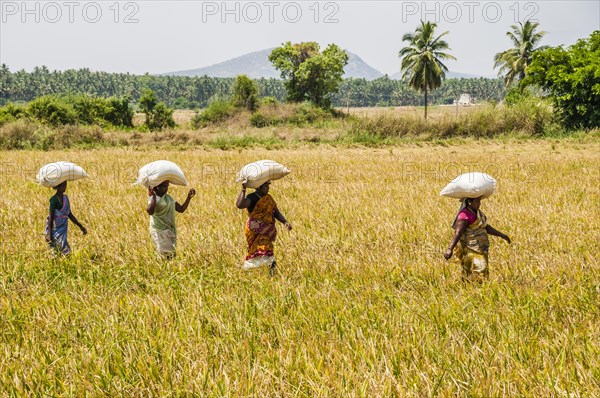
[1,1,598,77]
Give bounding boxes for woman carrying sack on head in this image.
[236,180,292,276]
[444,196,511,282]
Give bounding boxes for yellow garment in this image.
[456,209,490,281]
[244,194,277,261]
[456,246,489,282]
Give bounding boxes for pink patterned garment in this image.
[457,208,477,225]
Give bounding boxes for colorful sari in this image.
[45,195,71,255]
[244,194,277,269]
[455,209,490,281]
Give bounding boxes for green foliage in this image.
[261,96,278,105]
[0,95,133,128]
[172,97,200,110]
[398,20,456,119]
[27,96,78,126]
[287,102,333,126]
[104,97,134,127]
[139,89,157,127]
[523,31,600,129]
[503,86,534,106]
[69,95,133,128]
[269,42,349,108]
[249,102,335,128]
[0,64,510,108]
[149,102,176,130]
[139,89,175,130]
[0,102,25,126]
[232,75,259,111]
[191,98,236,128]
[250,112,273,128]
[494,21,547,88]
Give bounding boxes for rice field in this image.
[1,140,599,396]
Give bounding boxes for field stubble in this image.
[0,141,599,396]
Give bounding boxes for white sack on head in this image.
[440,172,497,199]
[236,160,290,189]
[135,160,188,189]
[36,161,89,187]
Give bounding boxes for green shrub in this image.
[232,75,259,111]
[0,103,25,126]
[27,96,78,126]
[250,112,269,128]
[138,89,175,131]
[104,97,134,127]
[288,102,332,126]
[261,96,278,105]
[148,102,176,130]
[192,99,236,128]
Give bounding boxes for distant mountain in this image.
[164,48,384,80]
[389,70,496,80]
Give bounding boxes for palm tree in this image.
[494,20,547,89]
[399,20,455,119]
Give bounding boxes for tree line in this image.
[0,64,505,109]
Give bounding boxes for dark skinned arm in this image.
[147,189,157,215]
[68,212,87,235]
[176,189,196,213]
[486,224,511,243]
[274,208,292,231]
[444,219,468,260]
[236,183,252,209]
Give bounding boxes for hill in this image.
[164,48,384,80]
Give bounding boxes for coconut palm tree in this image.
[399,20,455,119]
[494,20,547,88]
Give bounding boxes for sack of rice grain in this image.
[135,160,188,189]
[36,161,89,187]
[440,172,496,199]
[236,160,290,189]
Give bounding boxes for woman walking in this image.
[444,196,511,282]
[236,180,292,275]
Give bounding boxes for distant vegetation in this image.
[0,64,506,109]
[0,28,598,150]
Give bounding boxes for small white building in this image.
[456,94,473,106]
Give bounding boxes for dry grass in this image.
[1,141,599,396]
[343,104,484,119]
[136,106,480,129]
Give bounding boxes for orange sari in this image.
[244,194,277,260]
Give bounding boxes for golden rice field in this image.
[1,140,599,396]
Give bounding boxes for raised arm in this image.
[444,219,468,260]
[486,224,511,243]
[176,189,196,213]
[147,189,157,215]
[236,183,252,209]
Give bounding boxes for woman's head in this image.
[153,181,170,196]
[465,196,482,211]
[257,181,271,196]
[53,181,67,193]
